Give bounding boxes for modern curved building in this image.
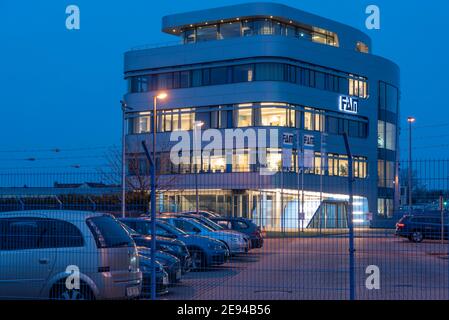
[123,2,400,230]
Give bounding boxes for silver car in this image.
[0,210,142,300]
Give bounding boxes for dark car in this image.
[121,217,229,270]
[211,217,264,248]
[138,247,182,285]
[119,220,192,273]
[395,215,448,243]
[139,255,169,296]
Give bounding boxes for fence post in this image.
[343,133,355,300]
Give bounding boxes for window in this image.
[196,25,217,42]
[304,108,313,131]
[255,63,284,81]
[192,69,202,87]
[128,62,369,99]
[233,64,254,83]
[0,218,42,250]
[241,20,254,36]
[219,22,241,39]
[86,216,134,248]
[179,71,190,88]
[183,29,195,44]
[356,41,369,53]
[136,115,150,133]
[265,148,282,172]
[232,150,251,172]
[204,154,226,173]
[253,19,273,35]
[157,73,173,90]
[378,121,385,148]
[180,110,194,130]
[285,25,296,37]
[236,107,252,127]
[349,77,368,98]
[386,123,396,151]
[260,107,287,126]
[210,67,229,85]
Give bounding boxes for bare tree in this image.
[98,145,180,196]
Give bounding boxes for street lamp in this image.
[194,121,204,214]
[407,116,416,215]
[150,92,167,301]
[120,100,133,219]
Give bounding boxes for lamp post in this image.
[120,100,133,218]
[150,92,167,301]
[193,121,204,214]
[407,116,416,215]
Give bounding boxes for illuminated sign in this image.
[339,95,359,114]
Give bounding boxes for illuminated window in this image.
[232,150,250,172]
[266,149,282,172]
[180,111,193,130]
[137,115,150,133]
[261,107,287,126]
[203,153,226,173]
[236,107,252,127]
[356,42,369,53]
[304,108,313,130]
[349,76,368,98]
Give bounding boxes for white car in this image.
[161,217,247,254]
[0,210,142,300]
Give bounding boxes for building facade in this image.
[123,2,400,230]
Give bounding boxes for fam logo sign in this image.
[339,95,359,114]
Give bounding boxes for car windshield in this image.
[197,216,224,231]
[86,215,134,248]
[157,220,188,235]
[119,221,139,236]
[187,218,216,232]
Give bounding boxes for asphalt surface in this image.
[161,231,449,300]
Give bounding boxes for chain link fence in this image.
[0,160,449,300]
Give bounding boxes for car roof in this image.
[0,210,106,222]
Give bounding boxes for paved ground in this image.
[162,231,449,300]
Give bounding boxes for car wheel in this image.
[50,281,95,300]
[411,231,424,243]
[189,248,206,271]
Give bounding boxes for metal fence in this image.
[0,160,449,300]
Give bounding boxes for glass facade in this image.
[181,18,339,47]
[128,149,367,177]
[127,102,369,139]
[377,81,400,218]
[127,61,369,99]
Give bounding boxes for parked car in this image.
[138,247,182,285]
[211,217,264,248]
[159,216,248,255]
[0,210,142,300]
[139,255,169,296]
[162,213,251,252]
[181,210,220,219]
[121,217,229,269]
[395,215,448,242]
[119,220,192,273]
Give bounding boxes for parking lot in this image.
[162,232,449,300]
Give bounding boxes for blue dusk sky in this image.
[1,0,448,172]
